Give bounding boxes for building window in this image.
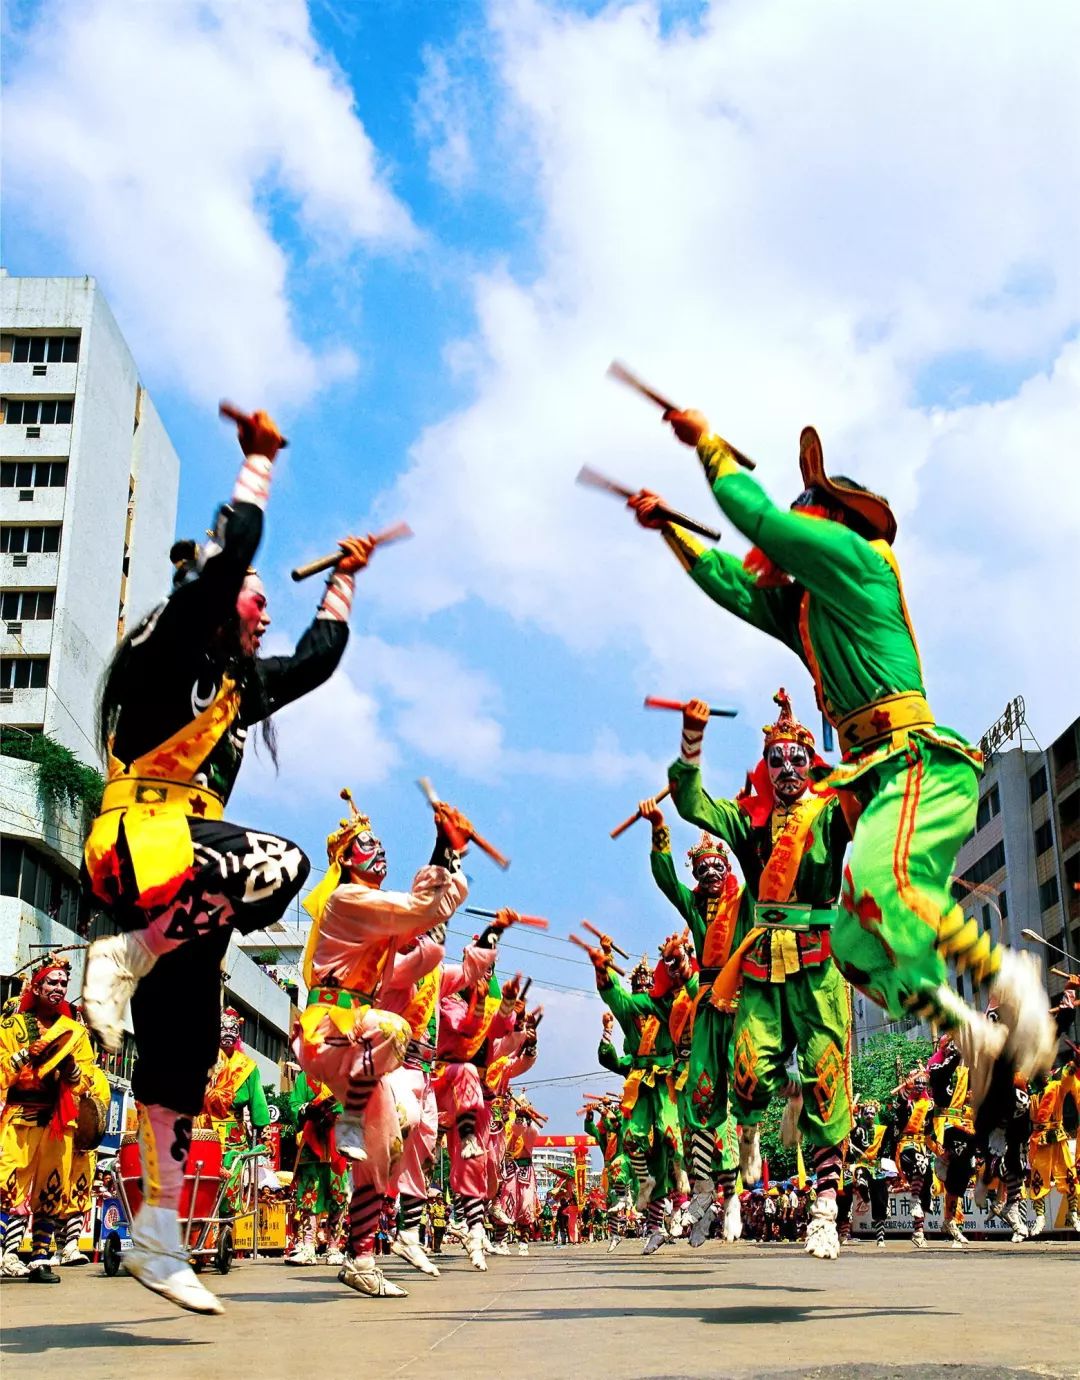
[1029,765,1048,803]
[0,839,86,931]
[1033,820,1054,856]
[1,398,74,426]
[1039,876,1060,912]
[10,335,80,364]
[999,890,1008,919]
[975,784,1001,832]
[0,460,67,488]
[954,840,1006,893]
[1,524,61,554]
[1,589,55,621]
[0,656,49,689]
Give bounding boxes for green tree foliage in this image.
[1,728,104,819]
[755,1030,934,1184]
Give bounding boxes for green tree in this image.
[1,728,104,819]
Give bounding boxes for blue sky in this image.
[4,0,1078,1126]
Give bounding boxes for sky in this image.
[3,0,1079,1131]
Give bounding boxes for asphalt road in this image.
[3,1239,1078,1379]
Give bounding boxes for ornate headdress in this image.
[798,426,897,545]
[687,833,731,868]
[629,954,653,992]
[301,788,373,985]
[762,688,815,752]
[19,953,73,1016]
[220,1006,243,1045]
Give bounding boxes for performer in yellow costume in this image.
[197,1008,270,1210]
[57,1056,111,1267]
[0,956,96,1283]
[1028,1054,1080,1237]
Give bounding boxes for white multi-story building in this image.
[0,273,291,1087]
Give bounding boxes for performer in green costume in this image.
[286,1071,349,1265]
[588,951,684,1251]
[627,412,1056,1108]
[666,687,853,1258]
[640,810,743,1247]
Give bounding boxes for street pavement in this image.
[2,1239,1078,1379]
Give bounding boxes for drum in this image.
[117,1129,225,1219]
[74,1094,108,1153]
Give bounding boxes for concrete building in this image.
[853,705,1080,1046]
[0,273,288,1087]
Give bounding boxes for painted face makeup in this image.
[236,573,270,655]
[691,854,730,896]
[220,1012,242,1051]
[660,939,693,988]
[765,741,812,804]
[346,829,388,885]
[38,969,69,1007]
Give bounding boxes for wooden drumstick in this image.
[610,786,670,839]
[576,467,723,543]
[581,919,630,960]
[417,780,511,870]
[605,361,757,471]
[568,933,625,975]
[291,522,413,582]
[644,696,738,718]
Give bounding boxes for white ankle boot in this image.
[390,1227,440,1276]
[127,1205,223,1315]
[83,933,155,1052]
[804,1197,840,1260]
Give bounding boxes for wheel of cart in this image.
[102,1231,124,1276]
[216,1224,234,1273]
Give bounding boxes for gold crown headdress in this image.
[629,953,653,989]
[762,687,815,752]
[687,832,731,866]
[302,787,374,985]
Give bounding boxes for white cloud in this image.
[2,0,417,406]
[414,46,477,192]
[376,0,1080,739]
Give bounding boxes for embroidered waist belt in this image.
[306,986,375,1010]
[100,775,225,820]
[836,692,934,753]
[752,901,838,931]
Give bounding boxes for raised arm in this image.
[666,700,751,853]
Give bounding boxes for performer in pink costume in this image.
[493,1095,544,1255]
[293,789,470,1299]
[482,1006,542,1256]
[381,931,493,1278]
[433,915,525,1271]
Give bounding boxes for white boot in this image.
[390,1227,440,1277]
[804,1197,840,1260]
[467,1224,487,1271]
[126,1205,224,1315]
[59,1242,89,1266]
[325,1246,346,1266]
[82,932,155,1052]
[334,1114,368,1162]
[721,1193,743,1244]
[1068,1207,1080,1234]
[1,1251,29,1278]
[1028,1208,1045,1239]
[911,1211,926,1248]
[1003,1200,1028,1243]
[460,1134,484,1161]
[285,1242,318,1266]
[517,1241,529,1256]
[487,1237,511,1256]
[341,1254,408,1297]
[738,1124,762,1185]
[992,950,1058,1083]
[943,1219,966,1248]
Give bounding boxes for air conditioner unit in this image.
[6,621,23,635]
[12,555,28,567]
[25,426,41,439]
[19,490,33,501]
[0,690,13,705]
[32,364,47,377]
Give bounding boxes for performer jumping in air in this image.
[627,412,1056,1108]
[295,789,470,1298]
[80,406,370,1313]
[665,688,853,1259]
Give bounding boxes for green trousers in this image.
[623,1076,682,1196]
[831,738,984,1022]
[731,960,852,1148]
[683,1003,739,1172]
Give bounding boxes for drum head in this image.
[75,1094,108,1152]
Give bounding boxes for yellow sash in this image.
[710,795,828,1010]
[464,976,503,1059]
[84,677,239,907]
[402,966,441,1040]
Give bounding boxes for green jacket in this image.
[598,973,676,1071]
[648,825,748,968]
[598,1036,631,1076]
